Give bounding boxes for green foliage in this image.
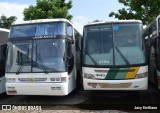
[92,19,102,22]
[109,0,160,25]
[23,0,73,20]
[0,15,17,29]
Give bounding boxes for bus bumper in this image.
[83,77,148,90]
[6,82,69,96]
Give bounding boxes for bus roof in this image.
[0,28,9,32]
[12,18,73,26]
[11,18,82,34]
[84,20,142,27]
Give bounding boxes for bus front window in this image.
[10,22,66,38]
[6,41,32,73]
[114,23,146,65]
[83,23,147,67]
[32,39,67,72]
[6,39,67,73]
[83,24,114,66]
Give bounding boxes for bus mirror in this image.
[148,38,154,47]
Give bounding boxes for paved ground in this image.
[0,87,160,113]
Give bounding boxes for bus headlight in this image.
[6,78,16,83]
[7,86,15,90]
[50,77,67,82]
[84,73,95,79]
[50,78,61,82]
[135,72,148,79]
[50,78,55,81]
[61,77,67,83]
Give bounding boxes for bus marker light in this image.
[84,73,95,79]
[56,78,61,81]
[61,77,67,82]
[51,87,61,90]
[50,78,55,81]
[7,87,15,90]
[88,83,98,88]
[7,90,17,94]
[7,87,17,94]
[134,86,139,88]
[6,78,16,83]
[135,72,148,79]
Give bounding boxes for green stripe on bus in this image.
[115,68,130,79]
[105,68,120,79]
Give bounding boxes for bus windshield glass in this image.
[83,23,146,66]
[9,22,66,38]
[6,39,67,73]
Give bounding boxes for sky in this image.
[0,0,124,34]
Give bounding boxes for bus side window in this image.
[75,30,81,51]
[68,41,74,74]
[67,24,73,39]
[75,38,81,52]
[75,39,78,51]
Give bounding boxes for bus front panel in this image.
[83,66,148,90]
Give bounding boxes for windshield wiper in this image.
[36,53,58,73]
[84,49,98,66]
[16,54,24,75]
[36,53,48,74]
[115,46,130,66]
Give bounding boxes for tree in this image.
[0,15,17,29]
[23,0,73,21]
[109,0,160,25]
[92,19,102,22]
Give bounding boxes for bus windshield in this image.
[9,22,66,38]
[6,39,67,73]
[83,23,146,66]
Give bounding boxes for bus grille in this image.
[18,78,47,82]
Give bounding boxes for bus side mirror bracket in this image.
[0,44,7,61]
[148,38,154,47]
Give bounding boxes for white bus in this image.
[0,28,9,94]
[144,15,160,89]
[5,19,82,96]
[82,20,148,90]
